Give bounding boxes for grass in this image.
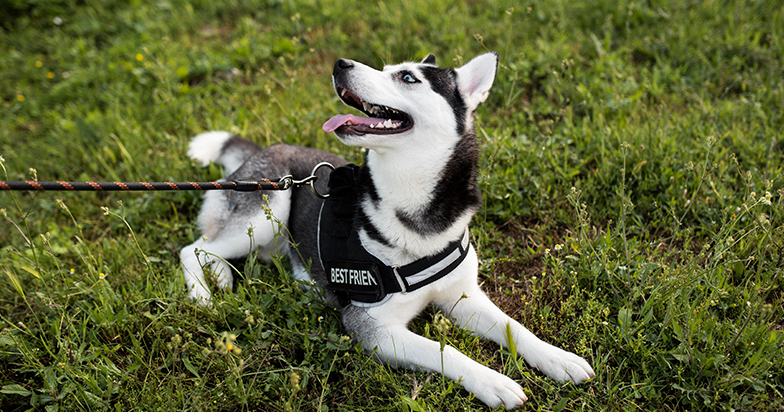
[1,0,782,410]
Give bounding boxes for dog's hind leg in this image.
[181,234,248,304]
[434,281,595,385]
[181,190,291,304]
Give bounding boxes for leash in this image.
[0,162,335,198]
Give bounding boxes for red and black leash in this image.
[0,162,335,198]
[0,178,286,192]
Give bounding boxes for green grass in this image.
[1,0,782,410]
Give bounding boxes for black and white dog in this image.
[181,53,594,408]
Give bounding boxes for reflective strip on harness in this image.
[404,230,469,286]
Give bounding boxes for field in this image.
[1,0,783,410]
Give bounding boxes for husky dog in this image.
[181,53,594,408]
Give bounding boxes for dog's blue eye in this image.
[401,73,417,83]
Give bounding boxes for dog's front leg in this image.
[342,305,528,409]
[438,286,595,384]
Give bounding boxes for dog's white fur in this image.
[181,53,594,409]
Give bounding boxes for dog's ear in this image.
[455,52,498,110]
[422,54,436,65]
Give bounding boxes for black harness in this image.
[318,164,471,306]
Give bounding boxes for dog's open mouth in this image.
[322,87,413,135]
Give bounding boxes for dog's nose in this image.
[334,58,354,74]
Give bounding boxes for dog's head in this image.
[323,53,498,151]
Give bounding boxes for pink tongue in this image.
[322,114,386,133]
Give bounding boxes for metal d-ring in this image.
[307,162,335,198]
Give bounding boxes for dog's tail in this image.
[188,131,262,176]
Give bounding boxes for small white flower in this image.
[760,192,772,206]
[53,16,63,25]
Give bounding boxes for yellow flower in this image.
[16,94,24,101]
[46,72,55,79]
[136,53,144,61]
[35,61,43,68]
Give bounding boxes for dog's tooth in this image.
[376,122,385,128]
[369,123,375,128]
[384,119,393,128]
[340,89,347,97]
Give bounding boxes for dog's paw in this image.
[216,272,233,291]
[463,369,527,410]
[527,343,595,384]
[188,286,213,307]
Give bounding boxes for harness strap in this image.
[387,230,470,293]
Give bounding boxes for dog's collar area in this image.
[317,164,471,306]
